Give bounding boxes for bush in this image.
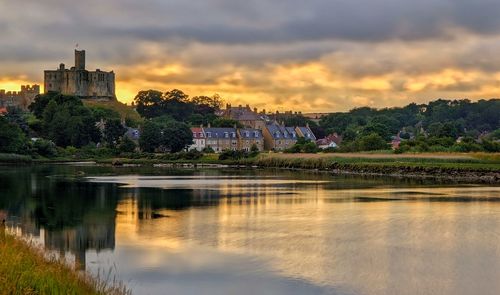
[32,139,58,157]
[118,137,137,153]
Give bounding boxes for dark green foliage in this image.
[139,121,162,153]
[118,137,137,153]
[139,120,193,153]
[161,121,193,153]
[356,133,390,151]
[104,119,126,147]
[0,116,29,154]
[218,149,257,161]
[32,139,58,157]
[90,106,121,121]
[202,146,215,153]
[320,99,500,153]
[133,89,222,125]
[30,93,101,148]
[285,137,319,153]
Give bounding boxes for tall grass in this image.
[0,232,130,295]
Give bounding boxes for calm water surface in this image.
[1,165,500,295]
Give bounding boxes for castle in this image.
[0,85,40,109]
[44,50,115,99]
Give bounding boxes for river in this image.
[1,164,500,295]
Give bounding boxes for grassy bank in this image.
[0,153,32,164]
[0,231,128,295]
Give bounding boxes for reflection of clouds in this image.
[108,181,500,295]
[87,245,339,295]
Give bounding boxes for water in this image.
[1,164,500,295]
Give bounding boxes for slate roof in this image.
[297,126,317,141]
[203,127,237,139]
[239,128,263,139]
[266,123,298,140]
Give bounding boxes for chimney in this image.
[254,107,257,113]
[59,63,65,70]
[207,123,211,128]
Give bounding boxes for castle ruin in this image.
[0,85,40,109]
[44,50,115,100]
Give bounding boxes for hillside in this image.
[83,99,142,123]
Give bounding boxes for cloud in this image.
[1,0,500,112]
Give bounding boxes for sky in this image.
[1,0,500,112]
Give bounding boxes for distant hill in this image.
[83,99,142,123]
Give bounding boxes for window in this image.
[199,132,204,138]
[245,131,249,137]
[254,131,259,137]
[207,132,211,138]
[224,132,229,138]
[232,132,236,138]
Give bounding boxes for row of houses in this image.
[189,122,317,152]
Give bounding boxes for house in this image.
[189,127,206,151]
[391,134,402,150]
[204,127,238,152]
[220,104,267,129]
[238,128,264,151]
[124,127,140,141]
[317,133,342,149]
[295,125,317,142]
[262,122,298,151]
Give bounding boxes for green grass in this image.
[0,232,129,295]
[83,99,142,123]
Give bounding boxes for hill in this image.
[83,99,142,123]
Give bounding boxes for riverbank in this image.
[0,230,129,295]
[2,152,500,183]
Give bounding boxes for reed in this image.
[0,232,130,295]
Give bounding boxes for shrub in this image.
[32,139,58,157]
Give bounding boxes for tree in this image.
[356,133,390,151]
[104,119,126,147]
[118,137,137,153]
[211,118,243,128]
[161,121,193,153]
[133,90,164,118]
[40,94,101,147]
[0,116,29,154]
[139,121,162,152]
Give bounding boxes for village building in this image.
[238,128,264,151]
[317,133,342,149]
[295,125,317,142]
[220,104,267,129]
[263,122,318,151]
[189,127,206,151]
[263,123,299,151]
[0,85,40,109]
[44,50,115,100]
[204,127,238,152]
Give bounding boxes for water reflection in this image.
[1,165,500,295]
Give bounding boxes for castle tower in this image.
[75,50,85,70]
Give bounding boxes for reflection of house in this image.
[204,127,238,152]
[189,127,206,151]
[220,104,267,129]
[317,133,342,149]
[238,128,264,151]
